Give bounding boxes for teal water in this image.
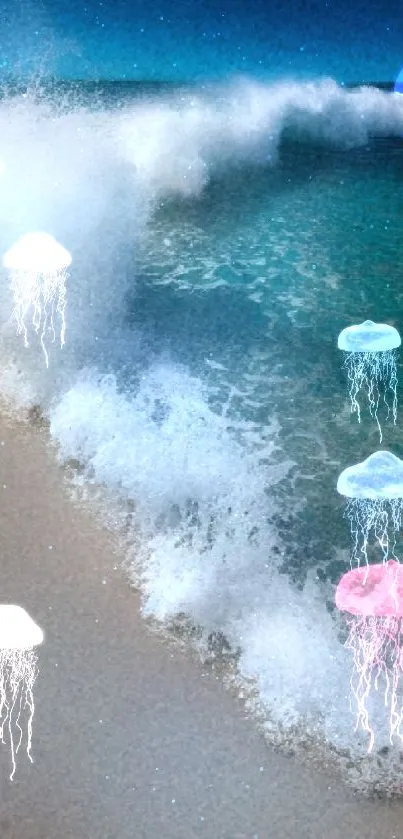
[132,138,403,582]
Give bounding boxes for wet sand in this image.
[0,419,401,838]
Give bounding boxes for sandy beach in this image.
[0,417,400,838]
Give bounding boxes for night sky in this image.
[1,0,403,84]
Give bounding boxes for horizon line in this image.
[0,76,395,89]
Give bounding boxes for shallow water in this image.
[0,77,403,792]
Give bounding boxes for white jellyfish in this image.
[0,606,44,780]
[337,451,403,573]
[2,232,72,368]
[337,320,401,442]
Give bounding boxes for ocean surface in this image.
[1,76,403,794]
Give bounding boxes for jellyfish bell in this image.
[2,231,72,368]
[337,320,400,442]
[3,232,72,275]
[337,320,401,354]
[0,605,44,650]
[337,452,403,568]
[337,451,403,500]
[336,559,403,617]
[336,561,403,751]
[0,605,44,780]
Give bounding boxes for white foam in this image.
[48,366,362,747]
[236,576,349,732]
[50,364,274,521]
[116,79,403,198]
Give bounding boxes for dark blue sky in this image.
[2,0,403,83]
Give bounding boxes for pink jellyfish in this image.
[336,559,403,752]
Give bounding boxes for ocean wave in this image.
[0,75,402,793]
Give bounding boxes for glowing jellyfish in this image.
[2,232,72,368]
[336,560,403,752]
[337,451,403,570]
[0,606,44,780]
[337,320,400,442]
[394,67,403,95]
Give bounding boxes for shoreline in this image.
[0,416,402,837]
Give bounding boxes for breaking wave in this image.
[0,75,402,794]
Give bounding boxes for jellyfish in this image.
[0,606,44,780]
[337,451,403,571]
[2,231,72,368]
[336,560,403,752]
[394,67,403,95]
[337,320,400,442]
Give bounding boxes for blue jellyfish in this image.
[338,320,401,442]
[337,451,403,573]
[394,67,403,95]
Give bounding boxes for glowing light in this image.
[0,606,44,780]
[2,232,72,368]
[337,451,403,570]
[336,560,403,752]
[337,320,400,442]
[394,67,403,95]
